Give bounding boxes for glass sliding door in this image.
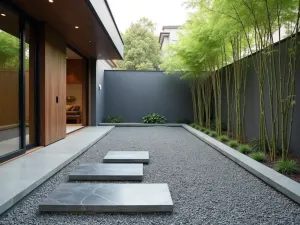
[0,4,22,159]
[0,2,38,163]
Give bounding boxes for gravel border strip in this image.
[182,124,300,205]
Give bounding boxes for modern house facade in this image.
[159,25,180,54]
[0,0,123,164]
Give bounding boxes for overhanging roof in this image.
[159,32,170,49]
[12,0,124,59]
[162,25,180,30]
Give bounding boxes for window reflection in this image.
[25,23,36,146]
[0,5,20,157]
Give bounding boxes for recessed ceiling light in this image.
[75,26,79,29]
[49,0,54,3]
[1,14,6,17]
[89,41,91,43]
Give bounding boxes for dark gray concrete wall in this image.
[103,71,193,123]
[220,39,300,156]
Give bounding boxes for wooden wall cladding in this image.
[40,24,66,146]
[81,60,87,126]
[67,59,84,84]
[0,71,32,127]
[0,70,19,127]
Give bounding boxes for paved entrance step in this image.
[39,183,173,212]
[103,151,149,163]
[69,163,143,181]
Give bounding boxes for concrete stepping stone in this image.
[69,163,143,181]
[39,183,173,212]
[103,151,149,163]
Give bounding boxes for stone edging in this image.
[182,124,300,205]
[98,123,182,127]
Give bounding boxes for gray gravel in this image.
[0,127,300,225]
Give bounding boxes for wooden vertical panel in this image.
[56,45,66,139]
[40,23,66,146]
[0,71,19,126]
[39,24,46,146]
[66,59,84,84]
[82,59,87,126]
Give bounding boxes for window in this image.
[0,4,21,158]
[0,2,38,162]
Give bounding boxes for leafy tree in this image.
[0,30,30,70]
[118,17,161,70]
[162,0,300,161]
[0,31,19,69]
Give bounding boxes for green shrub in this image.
[228,140,238,148]
[103,116,124,123]
[218,135,229,142]
[204,129,210,134]
[210,131,217,137]
[250,152,266,162]
[195,125,201,130]
[238,145,251,154]
[142,113,166,124]
[177,119,191,124]
[200,127,205,132]
[275,160,299,175]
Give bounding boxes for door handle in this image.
[56,96,59,103]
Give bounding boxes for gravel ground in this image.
[0,127,300,225]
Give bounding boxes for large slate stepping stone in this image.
[69,163,143,181]
[39,183,173,212]
[103,151,149,163]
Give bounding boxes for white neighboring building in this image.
[159,26,180,54]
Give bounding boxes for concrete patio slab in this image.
[0,126,114,215]
[69,163,143,181]
[103,151,149,163]
[39,183,173,212]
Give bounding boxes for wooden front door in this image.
[40,24,66,146]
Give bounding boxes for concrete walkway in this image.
[0,126,113,215]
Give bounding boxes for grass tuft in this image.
[250,152,266,162]
[228,140,238,148]
[275,160,299,175]
[200,127,205,132]
[218,135,229,142]
[209,131,217,137]
[238,145,251,154]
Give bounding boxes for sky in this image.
[107,0,190,34]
